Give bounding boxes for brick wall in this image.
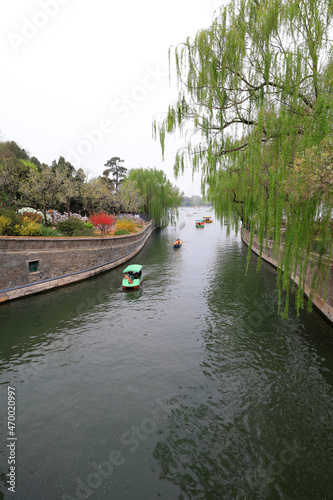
[0,222,154,302]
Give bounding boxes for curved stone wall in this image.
[241,226,333,325]
[0,222,154,303]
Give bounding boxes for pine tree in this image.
[103,157,127,190]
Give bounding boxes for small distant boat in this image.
[203,216,213,223]
[173,239,183,248]
[195,219,205,227]
[122,264,143,290]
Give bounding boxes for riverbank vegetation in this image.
[0,141,183,233]
[154,0,333,315]
[0,207,146,238]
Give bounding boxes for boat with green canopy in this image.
[122,264,143,290]
[195,219,205,227]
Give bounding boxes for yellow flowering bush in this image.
[115,219,138,233]
[14,217,42,236]
[0,216,11,235]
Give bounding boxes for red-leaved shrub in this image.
[89,212,116,234]
[21,211,43,224]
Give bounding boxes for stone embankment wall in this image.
[241,226,333,324]
[0,221,154,303]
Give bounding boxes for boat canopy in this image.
[123,264,142,274]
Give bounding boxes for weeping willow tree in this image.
[153,0,333,315]
[126,168,183,227]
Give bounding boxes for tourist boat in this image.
[203,216,213,223]
[195,219,205,227]
[122,264,143,290]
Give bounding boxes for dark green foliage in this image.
[4,141,29,160]
[103,157,127,190]
[72,226,95,236]
[39,226,60,237]
[56,217,89,236]
[52,156,75,177]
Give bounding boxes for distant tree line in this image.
[182,196,210,207]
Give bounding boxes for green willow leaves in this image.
[154,0,333,315]
[126,168,182,227]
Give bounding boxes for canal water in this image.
[1,209,333,500]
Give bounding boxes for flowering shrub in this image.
[49,210,88,225]
[89,212,116,234]
[0,216,11,235]
[21,211,43,224]
[18,207,51,224]
[0,209,22,235]
[18,208,89,226]
[115,219,138,233]
[115,215,145,233]
[14,217,42,236]
[117,214,144,225]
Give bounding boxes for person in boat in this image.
[124,273,133,284]
[175,238,181,245]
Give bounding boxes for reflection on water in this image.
[151,240,333,499]
[1,215,333,499]
[123,289,143,301]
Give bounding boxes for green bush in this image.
[56,217,88,236]
[40,226,60,237]
[72,226,95,237]
[114,228,131,235]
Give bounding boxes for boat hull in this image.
[122,278,143,290]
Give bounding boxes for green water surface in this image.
[1,210,333,500]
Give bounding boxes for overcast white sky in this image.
[1,0,227,196]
